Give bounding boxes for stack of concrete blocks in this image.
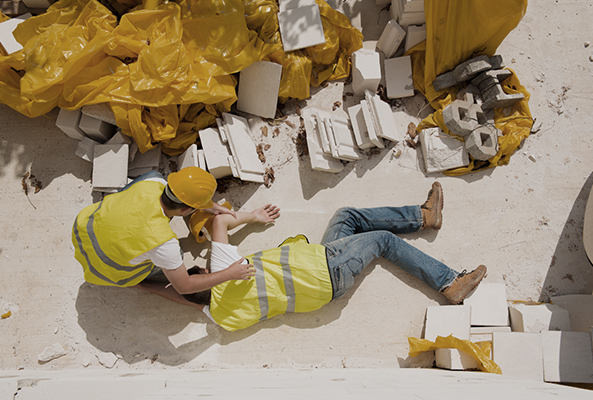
[376,19,406,59]
[79,110,117,144]
[432,55,504,92]
[383,56,415,99]
[418,127,469,173]
[390,0,424,30]
[277,0,325,52]
[106,129,137,162]
[237,61,283,119]
[471,69,525,110]
[177,144,206,171]
[351,49,382,96]
[92,144,129,192]
[128,144,161,178]
[56,108,87,141]
[404,24,426,53]
[424,305,479,370]
[198,127,234,179]
[216,113,265,183]
[0,13,31,55]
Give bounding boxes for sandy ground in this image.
[1,0,593,373]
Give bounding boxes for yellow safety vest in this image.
[210,235,333,331]
[72,180,177,287]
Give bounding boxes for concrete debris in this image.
[542,331,593,383]
[79,114,117,143]
[81,103,117,126]
[465,125,500,161]
[425,305,471,342]
[56,108,86,141]
[493,332,544,381]
[418,127,469,173]
[433,54,508,92]
[75,137,101,163]
[278,3,325,52]
[96,351,119,369]
[301,108,344,173]
[404,24,426,53]
[376,19,406,58]
[471,69,525,109]
[384,56,415,99]
[92,144,129,193]
[198,127,233,179]
[38,343,66,363]
[351,49,382,96]
[464,283,509,326]
[237,61,283,119]
[508,303,570,333]
[0,13,30,55]
[128,144,161,178]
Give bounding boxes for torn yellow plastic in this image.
[408,335,502,374]
[1,311,11,319]
[406,0,532,176]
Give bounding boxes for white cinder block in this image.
[398,11,425,30]
[92,144,129,192]
[364,90,401,143]
[278,4,325,52]
[75,137,101,162]
[351,49,382,96]
[425,305,471,342]
[222,113,265,183]
[278,0,316,11]
[418,127,469,173]
[128,144,161,178]
[237,61,283,119]
[542,331,593,383]
[327,116,362,161]
[347,104,375,149]
[550,294,593,332]
[509,303,571,333]
[81,103,117,126]
[0,14,31,55]
[197,149,206,170]
[56,108,86,140]
[384,56,414,98]
[79,114,116,143]
[390,0,404,22]
[403,0,423,13]
[360,100,385,148]
[465,283,509,326]
[404,24,426,53]
[106,130,132,146]
[199,128,233,179]
[302,108,344,173]
[493,332,544,381]
[177,144,199,170]
[376,19,406,58]
[435,348,478,370]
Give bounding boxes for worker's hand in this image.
[253,204,280,224]
[227,258,255,281]
[208,203,237,219]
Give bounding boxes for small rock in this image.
[585,41,591,48]
[589,55,593,62]
[38,343,66,363]
[96,351,119,368]
[528,154,537,162]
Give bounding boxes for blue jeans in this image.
[321,207,458,299]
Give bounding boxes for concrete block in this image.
[509,303,571,333]
[81,103,117,126]
[404,24,426,53]
[435,348,479,371]
[360,100,385,148]
[464,125,500,161]
[79,114,116,143]
[456,84,484,106]
[432,71,458,92]
[453,55,491,82]
[482,85,525,110]
[56,108,86,140]
[470,326,511,357]
[542,331,593,383]
[442,93,490,137]
[301,108,344,173]
[0,13,30,55]
[326,115,362,161]
[128,144,161,178]
[347,104,375,149]
[197,149,206,170]
[493,332,544,381]
[177,144,199,170]
[106,130,132,146]
[489,55,505,70]
[365,90,400,143]
[464,283,509,326]
[21,0,51,7]
[550,294,593,332]
[351,49,382,96]
[403,0,423,13]
[424,305,471,342]
[418,127,468,173]
[376,19,406,58]
[75,137,100,162]
[472,69,513,90]
[390,0,404,22]
[92,144,129,192]
[278,0,315,12]
[222,113,265,183]
[398,12,425,30]
[278,4,325,52]
[199,128,233,179]
[237,61,283,119]
[384,56,414,98]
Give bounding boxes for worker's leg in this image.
[210,204,280,244]
[324,230,457,299]
[321,206,422,245]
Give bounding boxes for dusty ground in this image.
[1,0,593,373]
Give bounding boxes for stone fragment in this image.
[221,113,265,183]
[432,71,458,92]
[493,332,544,381]
[550,294,593,332]
[424,305,471,342]
[418,127,468,173]
[403,0,424,13]
[435,348,479,370]
[96,351,119,369]
[347,104,375,149]
[488,55,505,70]
[81,103,117,126]
[92,144,129,192]
[237,61,283,119]
[360,99,385,149]
[509,303,571,333]
[0,14,30,55]
[301,108,344,173]
[384,56,414,98]
[365,90,400,143]
[177,144,199,170]
[199,128,233,179]
[442,93,490,137]
[464,283,509,326]
[56,108,86,141]
[351,49,382,96]
[453,55,491,82]
[326,116,362,161]
[542,331,593,383]
[464,125,500,160]
[404,24,426,53]
[79,114,117,143]
[278,4,325,52]
[376,19,406,58]
[38,343,66,363]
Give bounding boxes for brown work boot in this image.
[421,182,443,230]
[442,265,487,305]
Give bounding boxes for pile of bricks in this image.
[424,284,593,384]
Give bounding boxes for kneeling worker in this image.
[184,182,487,331]
[72,167,254,305]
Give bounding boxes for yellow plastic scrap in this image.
[406,0,532,176]
[408,335,502,374]
[1,311,11,319]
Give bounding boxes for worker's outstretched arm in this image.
[211,204,280,244]
[162,260,252,294]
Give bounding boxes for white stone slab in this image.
[106,130,132,146]
[177,144,199,170]
[493,332,544,381]
[365,91,400,143]
[435,348,478,371]
[403,0,423,13]
[404,23,426,53]
[351,49,382,96]
[75,137,100,162]
[81,103,117,126]
[199,128,233,179]
[92,144,129,192]
[376,19,406,59]
[347,104,375,149]
[398,11,425,30]
[197,149,206,170]
[390,0,404,22]
[237,61,283,119]
[465,283,509,327]
[0,14,30,55]
[550,295,593,332]
[56,108,86,141]
[360,100,385,148]
[424,305,471,342]
[542,331,593,383]
[222,113,265,175]
[302,108,344,173]
[278,4,325,52]
[278,0,316,11]
[327,117,362,161]
[509,303,571,333]
[384,56,415,99]
[79,114,116,143]
[418,127,469,174]
[128,144,161,178]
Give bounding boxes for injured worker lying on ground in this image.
[179,182,487,331]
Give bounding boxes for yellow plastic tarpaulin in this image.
[407,0,532,175]
[408,335,502,374]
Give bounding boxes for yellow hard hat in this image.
[167,167,217,209]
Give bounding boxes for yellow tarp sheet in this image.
[407,0,532,175]
[0,0,362,155]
